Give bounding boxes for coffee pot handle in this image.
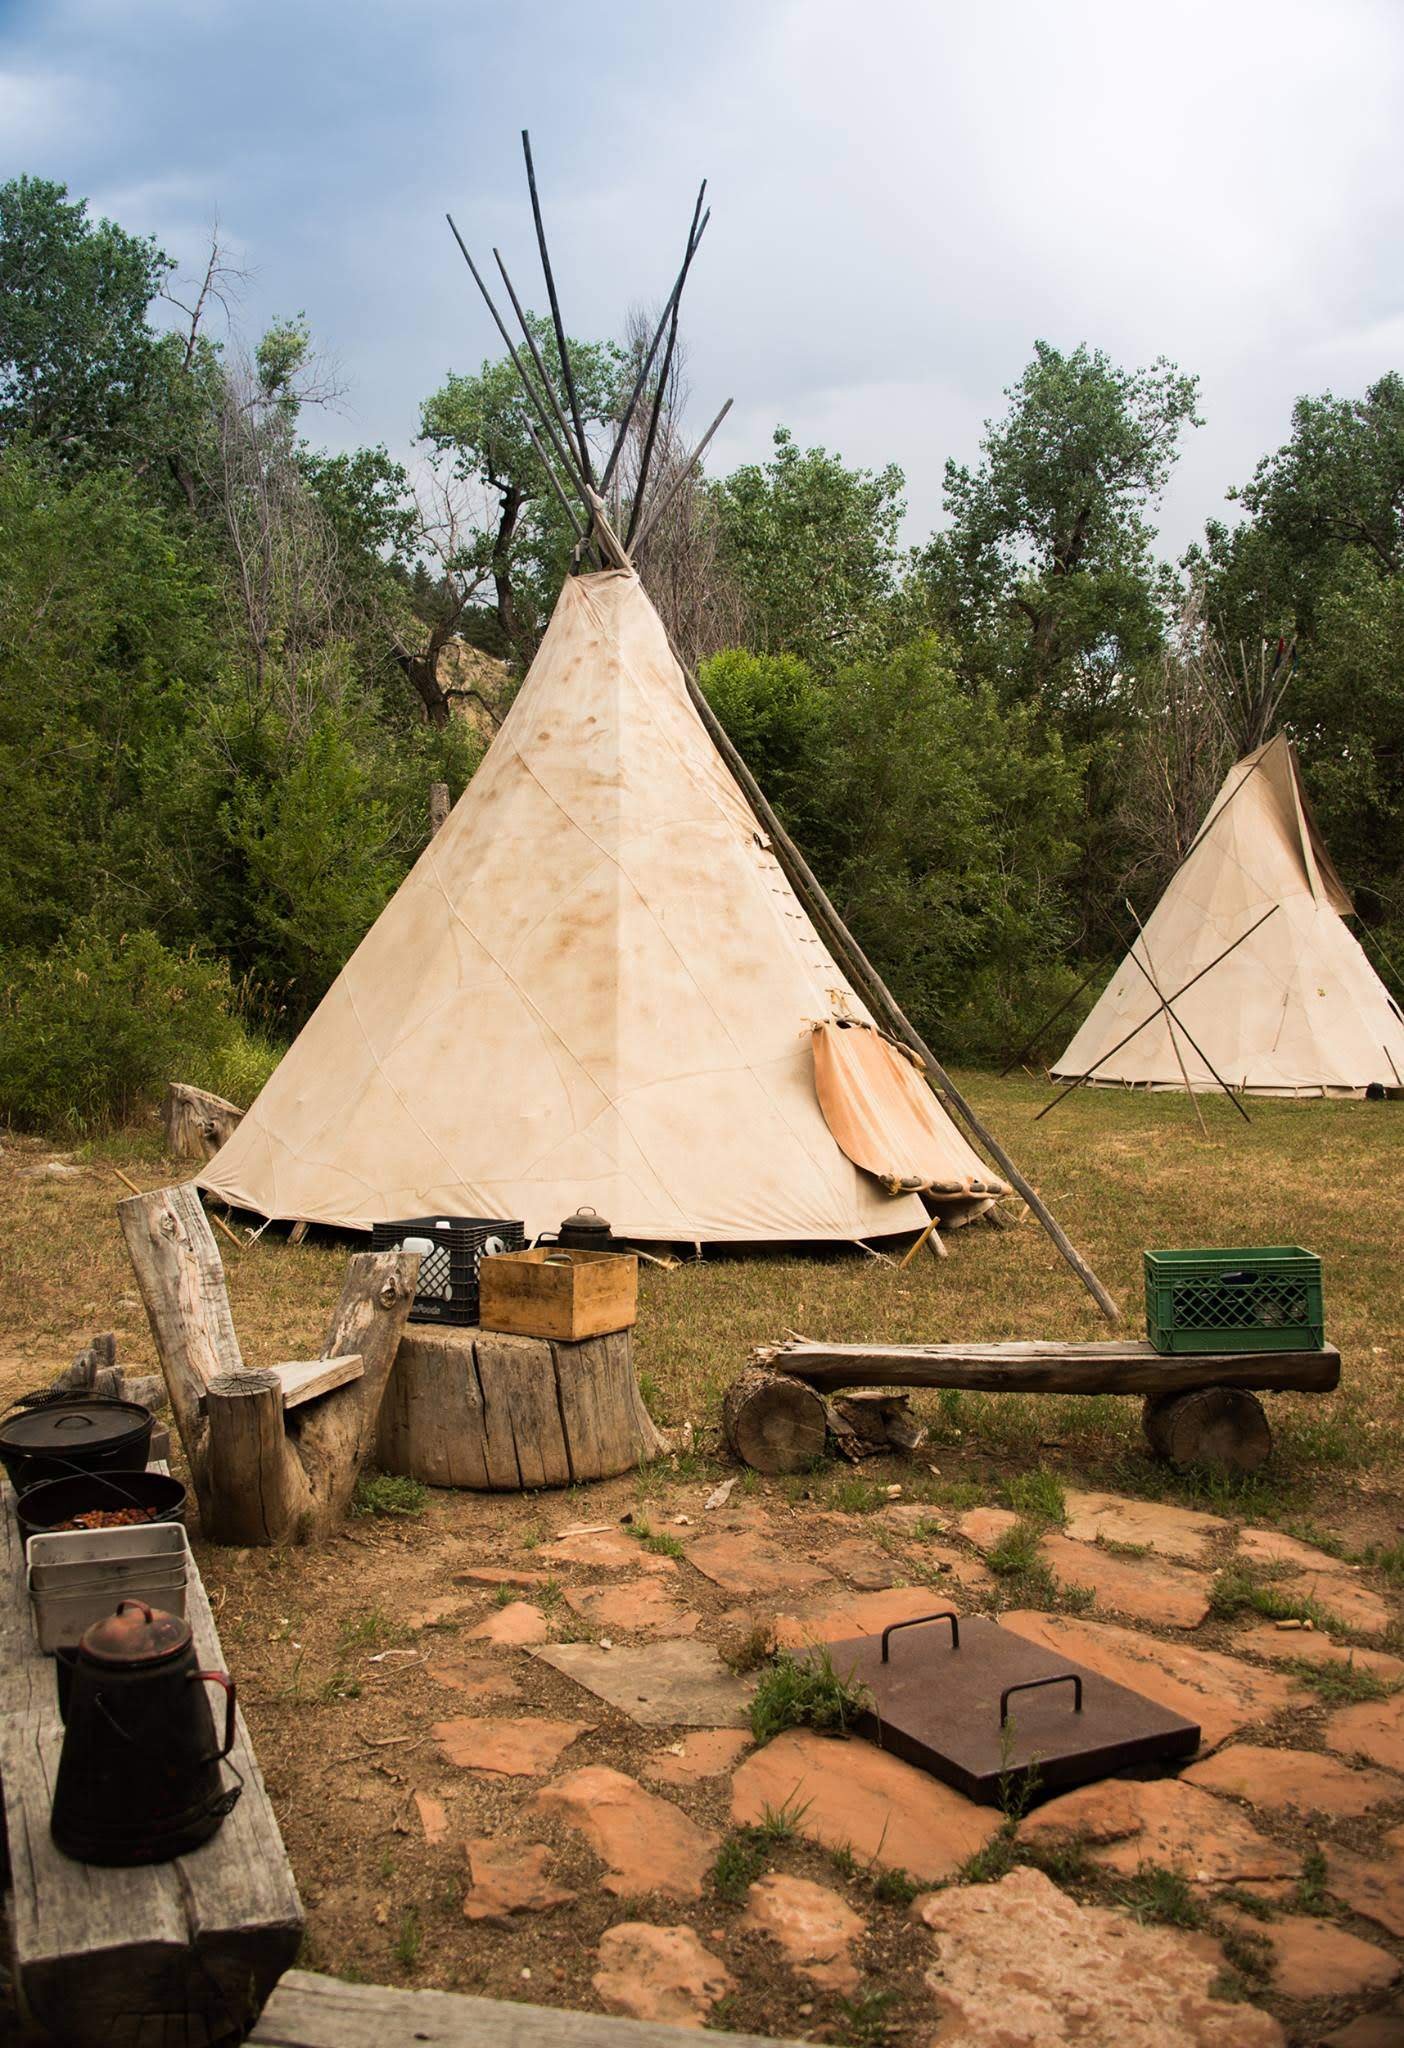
[191,1669,237,1760]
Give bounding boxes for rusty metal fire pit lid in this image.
[807,1610,1199,1806]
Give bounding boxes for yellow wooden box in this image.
[477,1247,638,1341]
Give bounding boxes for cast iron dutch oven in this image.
[0,1397,154,1493]
[15,1469,187,1545]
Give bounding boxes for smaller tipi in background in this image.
[1054,734,1404,1096]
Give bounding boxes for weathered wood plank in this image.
[162,1080,244,1162]
[251,1968,805,2047]
[761,1338,1341,1397]
[474,1332,573,1490]
[1,1471,303,2048]
[379,1326,664,1489]
[272,1354,364,1410]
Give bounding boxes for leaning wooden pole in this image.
[669,638,1120,1323]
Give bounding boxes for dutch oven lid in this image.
[81,1599,191,1666]
[0,1398,152,1456]
[560,1206,611,1237]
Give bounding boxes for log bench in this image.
[250,1968,804,2046]
[728,1339,1342,1475]
[0,1471,303,2048]
[376,1323,665,1490]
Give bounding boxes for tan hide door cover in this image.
[811,1021,1004,1215]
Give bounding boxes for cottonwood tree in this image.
[420,319,626,662]
[712,428,905,674]
[919,341,1201,727]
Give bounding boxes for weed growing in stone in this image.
[1113,1863,1206,1930]
[749,1648,870,1744]
[710,1828,768,1903]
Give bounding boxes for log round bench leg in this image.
[723,1368,827,1475]
[1142,1386,1272,1475]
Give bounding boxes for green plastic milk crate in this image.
[1143,1247,1324,1355]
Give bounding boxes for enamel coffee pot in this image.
[51,1598,241,1865]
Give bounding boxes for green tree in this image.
[918,341,1200,723]
[420,320,626,660]
[0,176,187,470]
[712,427,905,673]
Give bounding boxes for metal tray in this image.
[809,1610,1200,1805]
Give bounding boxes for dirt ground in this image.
[1,1076,1401,2043]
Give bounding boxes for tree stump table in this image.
[376,1325,665,1490]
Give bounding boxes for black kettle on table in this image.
[52,1599,241,1865]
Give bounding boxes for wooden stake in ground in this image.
[119,1184,419,1544]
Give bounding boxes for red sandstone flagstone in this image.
[742,1872,865,1994]
[730,1729,999,1883]
[642,1730,751,1787]
[1184,1743,1401,1818]
[561,1579,700,1637]
[683,1529,832,1598]
[1325,2002,1404,2048]
[913,1866,1283,2046]
[462,1839,576,1926]
[826,1537,905,1590]
[998,1611,1305,1750]
[425,1655,520,1701]
[955,1507,1020,1552]
[1327,1835,1404,1940]
[432,1715,589,1776]
[773,1584,964,1649]
[1020,1776,1297,1886]
[532,1766,719,1899]
[1279,1569,1391,1635]
[537,1529,677,1573]
[1061,1490,1227,1563]
[467,1599,549,1646]
[1228,1626,1404,1679]
[453,1565,552,1588]
[1038,1530,1211,1628]
[1324,1694,1404,1774]
[412,1791,447,1846]
[1219,1908,1399,2000]
[1237,1528,1351,1573]
[593,1923,734,2028]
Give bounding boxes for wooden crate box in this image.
[478,1248,637,1342]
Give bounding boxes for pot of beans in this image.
[15,1470,187,1546]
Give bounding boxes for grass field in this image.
[3,1072,1401,1542]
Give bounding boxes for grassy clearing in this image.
[1,1074,1401,1541]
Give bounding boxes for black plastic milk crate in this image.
[370,1216,525,1326]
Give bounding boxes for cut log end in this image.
[162,1081,245,1162]
[723,1367,827,1475]
[1142,1386,1272,1474]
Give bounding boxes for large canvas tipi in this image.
[199,569,995,1240]
[1053,735,1404,1096]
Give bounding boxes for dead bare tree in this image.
[390,468,499,726]
[1119,582,1235,897]
[612,307,746,667]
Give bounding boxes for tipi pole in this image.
[446,217,593,509]
[632,400,735,558]
[601,188,709,496]
[522,130,594,484]
[493,247,595,503]
[624,194,707,547]
[670,637,1121,1324]
[1123,903,1251,1126]
[1124,912,1207,1138]
[1036,905,1279,1121]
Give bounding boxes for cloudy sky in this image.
[3,0,1401,556]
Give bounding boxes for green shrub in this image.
[749,1648,869,1745]
[0,921,269,1133]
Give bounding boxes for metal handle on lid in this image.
[880,1610,959,1663]
[999,1672,1082,1726]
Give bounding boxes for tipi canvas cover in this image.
[201,571,993,1239]
[1053,735,1404,1096]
